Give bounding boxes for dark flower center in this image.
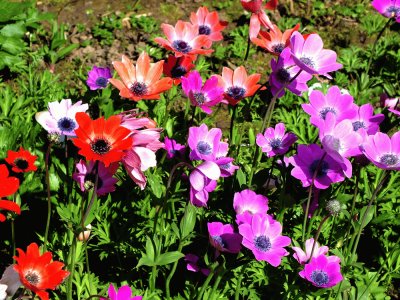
[95,76,108,88]
[212,235,226,248]
[91,139,111,155]
[269,138,282,150]
[15,158,29,170]
[379,154,399,166]
[197,141,212,155]
[199,25,211,35]
[352,121,366,131]
[57,117,76,132]
[309,159,329,178]
[385,6,400,17]
[193,92,207,105]
[220,163,231,170]
[227,86,246,100]
[129,82,148,97]
[272,43,285,54]
[311,270,329,287]
[171,65,187,78]
[276,68,291,83]
[300,56,315,68]
[254,235,271,252]
[25,271,40,286]
[84,173,104,190]
[319,107,336,120]
[172,40,192,54]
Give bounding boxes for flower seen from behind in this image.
[86,66,112,90]
[5,147,37,173]
[207,222,242,255]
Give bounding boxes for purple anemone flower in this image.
[302,86,358,127]
[207,222,242,255]
[372,0,400,22]
[269,48,312,98]
[348,103,385,135]
[288,144,346,189]
[256,122,297,157]
[299,254,343,288]
[292,238,329,265]
[101,284,142,300]
[164,136,186,159]
[181,71,224,114]
[87,66,112,90]
[290,32,342,78]
[189,161,220,207]
[213,142,239,177]
[238,213,291,266]
[188,124,223,161]
[233,189,269,225]
[362,131,400,170]
[184,254,210,276]
[72,160,119,196]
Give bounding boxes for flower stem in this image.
[244,36,251,62]
[82,162,99,225]
[210,268,226,300]
[67,237,77,300]
[196,262,218,300]
[43,142,53,252]
[165,242,183,299]
[229,105,238,144]
[307,215,330,263]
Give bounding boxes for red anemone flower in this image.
[154,20,213,59]
[72,112,132,167]
[5,147,37,173]
[109,52,173,101]
[265,0,278,10]
[0,164,20,222]
[190,6,228,42]
[252,23,300,55]
[215,66,262,106]
[13,243,70,300]
[241,0,275,40]
[163,55,195,85]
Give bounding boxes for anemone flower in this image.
[292,238,329,265]
[256,123,297,157]
[349,103,385,134]
[5,147,37,173]
[86,66,112,90]
[382,95,400,116]
[372,0,400,22]
[184,254,210,276]
[0,164,19,198]
[101,284,142,300]
[240,0,275,39]
[233,189,269,225]
[164,137,186,159]
[190,6,228,42]
[163,55,195,85]
[207,222,242,256]
[213,141,239,177]
[188,124,223,161]
[214,66,262,106]
[189,161,220,207]
[110,52,172,101]
[13,243,69,300]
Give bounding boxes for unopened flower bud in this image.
[78,224,92,242]
[326,199,341,216]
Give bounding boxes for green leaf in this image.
[0,23,26,38]
[180,204,197,239]
[155,251,184,266]
[236,169,246,187]
[137,256,155,268]
[145,236,155,261]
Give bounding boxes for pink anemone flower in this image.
[207,222,242,256]
[189,161,220,207]
[101,284,142,300]
[292,238,329,265]
[188,124,223,161]
[240,0,275,40]
[256,123,297,157]
[233,189,269,225]
[190,7,228,42]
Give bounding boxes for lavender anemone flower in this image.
[299,254,343,288]
[372,0,400,22]
[189,161,220,207]
[73,160,118,196]
[213,142,239,177]
[290,32,342,78]
[164,136,185,159]
[207,222,242,256]
[362,131,400,170]
[302,86,358,127]
[288,144,346,189]
[181,71,224,114]
[349,103,385,135]
[188,124,223,161]
[256,122,297,157]
[86,66,112,90]
[238,213,291,266]
[292,238,329,265]
[184,254,210,276]
[269,48,312,98]
[233,189,269,225]
[101,284,142,300]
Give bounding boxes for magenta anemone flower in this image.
[188,124,223,161]
[292,238,329,265]
[189,161,220,207]
[239,213,291,266]
[382,95,400,116]
[101,284,142,300]
[289,32,342,78]
[302,86,358,127]
[233,189,269,225]
[207,222,242,255]
[184,254,210,276]
[299,254,343,288]
[288,144,346,189]
[213,142,239,177]
[181,71,224,114]
[349,103,385,134]
[256,123,297,157]
[86,66,112,90]
[73,160,119,196]
[362,131,400,170]
[269,48,312,98]
[372,0,400,22]
[35,99,89,138]
[164,137,185,159]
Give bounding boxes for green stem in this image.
[43,142,53,252]
[150,265,157,292]
[229,105,238,144]
[307,215,330,263]
[165,242,183,299]
[234,267,244,300]
[196,262,218,300]
[11,219,15,256]
[243,36,251,62]
[210,269,226,300]
[82,162,99,225]
[67,237,77,300]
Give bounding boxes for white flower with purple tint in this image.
[86,66,112,90]
[292,238,329,265]
[256,123,297,157]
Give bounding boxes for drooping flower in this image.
[372,0,400,22]
[256,123,297,157]
[110,52,173,101]
[13,243,69,300]
[302,86,358,127]
[188,124,223,161]
[101,284,142,300]
[5,147,37,173]
[289,32,342,78]
[190,6,228,42]
[269,47,312,98]
[181,71,224,114]
[72,160,119,196]
[233,189,269,225]
[163,55,195,85]
[240,0,275,39]
[189,161,220,207]
[214,66,262,106]
[86,66,112,90]
[288,144,346,189]
[184,254,210,276]
[72,112,132,167]
[362,131,400,170]
[292,238,329,265]
[164,137,186,159]
[238,213,291,266]
[207,222,242,255]
[299,254,343,288]
[154,21,213,58]
[35,99,89,137]
[348,103,385,134]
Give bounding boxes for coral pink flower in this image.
[190,6,228,42]
[163,55,195,85]
[155,21,213,59]
[110,52,173,101]
[292,238,329,265]
[241,0,275,39]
